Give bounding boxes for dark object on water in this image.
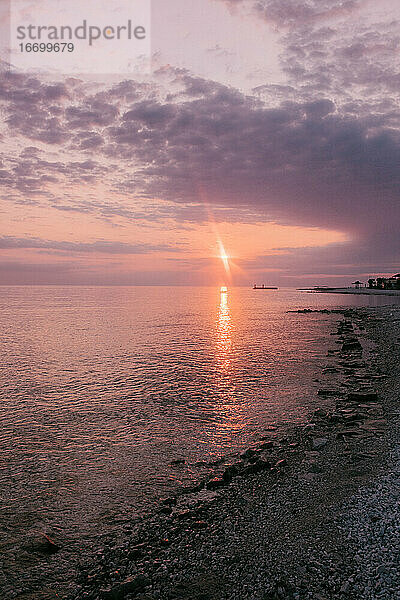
[253,284,278,289]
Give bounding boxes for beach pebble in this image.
[312,438,328,450]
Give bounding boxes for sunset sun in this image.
[218,240,230,274]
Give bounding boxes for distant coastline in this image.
[308,287,400,296]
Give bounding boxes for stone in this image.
[341,339,362,352]
[342,412,361,422]
[317,389,339,396]
[244,459,271,474]
[159,506,172,515]
[240,448,257,459]
[313,408,327,417]
[347,391,378,402]
[259,441,274,450]
[170,459,185,465]
[206,477,226,490]
[28,533,60,555]
[359,419,386,431]
[312,437,328,450]
[299,473,316,482]
[337,429,362,438]
[275,459,287,468]
[222,465,239,481]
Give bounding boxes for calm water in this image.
[0,286,398,562]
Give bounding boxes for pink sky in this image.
[0,0,399,285]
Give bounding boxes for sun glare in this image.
[218,241,230,274]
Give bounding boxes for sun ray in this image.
[218,240,231,277]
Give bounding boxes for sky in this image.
[0,0,399,286]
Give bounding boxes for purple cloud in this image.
[0,237,182,255]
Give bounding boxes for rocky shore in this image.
[7,306,400,600]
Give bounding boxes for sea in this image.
[0,286,398,579]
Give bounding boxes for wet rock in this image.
[341,411,361,422]
[259,441,274,450]
[222,464,239,481]
[28,533,60,555]
[180,482,204,494]
[303,424,316,433]
[328,412,341,423]
[337,429,362,438]
[275,459,287,468]
[248,453,260,463]
[244,459,271,474]
[240,448,257,459]
[317,389,339,396]
[347,391,378,402]
[342,339,362,352]
[359,419,387,432]
[159,506,172,515]
[206,477,226,490]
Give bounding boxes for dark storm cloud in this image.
[1,68,399,238]
[239,237,400,279]
[107,79,399,242]
[0,236,181,255]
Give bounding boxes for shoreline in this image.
[308,288,400,296]
[68,307,398,600]
[6,306,399,600]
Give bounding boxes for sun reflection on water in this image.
[209,286,248,452]
[216,286,232,370]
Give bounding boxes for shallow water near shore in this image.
[0,286,399,573]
